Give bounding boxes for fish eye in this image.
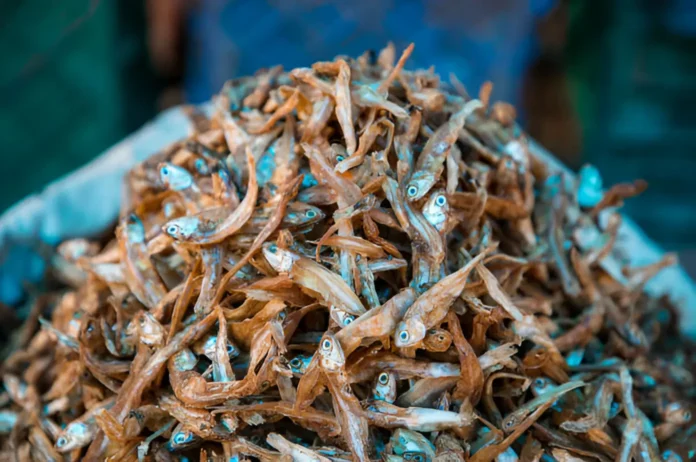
[378,373,389,385]
[195,159,206,172]
[306,210,317,219]
[336,155,345,162]
[261,380,270,389]
[504,418,515,429]
[226,344,236,355]
[290,358,301,368]
[268,244,278,253]
[438,335,445,341]
[322,339,332,350]
[278,310,287,321]
[343,315,354,326]
[399,330,409,342]
[534,378,545,387]
[407,185,418,197]
[56,437,67,448]
[173,432,189,444]
[160,166,169,176]
[167,225,179,235]
[435,195,446,206]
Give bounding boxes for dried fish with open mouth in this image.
[1,42,694,462]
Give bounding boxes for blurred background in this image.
[0,0,695,275]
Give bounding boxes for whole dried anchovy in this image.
[2,43,695,462]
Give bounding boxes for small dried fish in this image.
[1,43,692,462]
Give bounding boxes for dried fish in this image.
[1,43,693,462]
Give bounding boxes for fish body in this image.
[164,149,258,244]
[318,333,371,462]
[241,202,325,233]
[501,381,586,432]
[394,250,489,347]
[55,398,114,452]
[406,100,482,201]
[364,401,474,432]
[263,244,366,316]
[117,214,167,308]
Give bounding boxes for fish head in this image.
[329,306,356,328]
[664,402,692,425]
[136,311,165,346]
[373,371,397,403]
[289,355,312,375]
[55,422,90,452]
[422,328,452,352]
[194,157,210,175]
[421,189,449,231]
[167,427,198,451]
[390,429,435,460]
[124,214,147,244]
[405,172,434,202]
[195,333,238,359]
[262,243,298,272]
[531,377,555,396]
[159,162,194,191]
[283,203,326,228]
[163,217,199,241]
[501,412,524,433]
[394,318,427,348]
[171,349,197,372]
[318,332,345,372]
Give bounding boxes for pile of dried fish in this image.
[1,43,694,462]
